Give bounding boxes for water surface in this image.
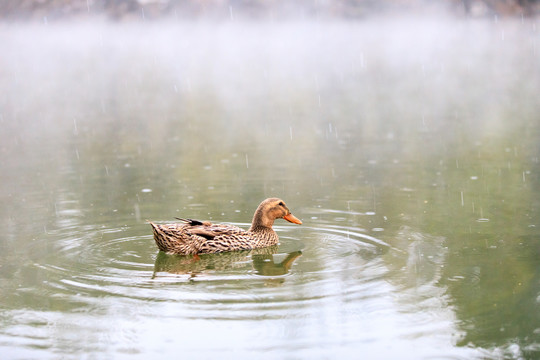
[1,18,539,359]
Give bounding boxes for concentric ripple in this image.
[1,216,487,359]
[20,219,399,309]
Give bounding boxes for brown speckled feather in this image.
[149,198,302,255]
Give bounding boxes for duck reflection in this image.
[152,246,302,279]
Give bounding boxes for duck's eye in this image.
[278,201,285,207]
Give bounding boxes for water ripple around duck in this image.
[29,220,398,314]
[2,214,485,359]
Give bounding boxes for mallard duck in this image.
[149,198,302,255]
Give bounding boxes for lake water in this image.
[1,18,539,359]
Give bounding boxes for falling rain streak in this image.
[0,16,539,360]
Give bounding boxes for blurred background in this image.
[1,0,539,20]
[1,1,539,359]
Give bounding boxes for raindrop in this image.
[141,188,152,193]
[460,191,464,206]
[134,203,141,222]
[470,176,478,180]
[289,126,293,140]
[245,154,249,168]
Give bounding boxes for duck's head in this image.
[251,198,302,230]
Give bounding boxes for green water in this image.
[1,19,539,359]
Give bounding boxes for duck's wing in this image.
[186,223,246,240]
[175,218,213,226]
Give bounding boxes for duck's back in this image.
[150,221,278,255]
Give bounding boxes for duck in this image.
[149,198,302,255]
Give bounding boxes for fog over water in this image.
[1,12,540,360]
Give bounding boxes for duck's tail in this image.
[148,222,176,253]
[148,221,199,255]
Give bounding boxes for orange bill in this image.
[283,213,302,225]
